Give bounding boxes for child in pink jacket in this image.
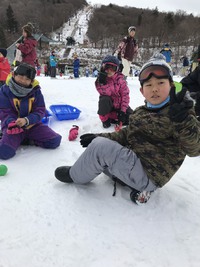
[95,55,133,128]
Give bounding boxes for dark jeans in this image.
[50,66,56,77]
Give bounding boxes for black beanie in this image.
[0,48,7,57]
[14,63,36,80]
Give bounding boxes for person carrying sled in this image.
[54,53,200,205]
[0,63,62,160]
[115,26,138,79]
[95,55,133,128]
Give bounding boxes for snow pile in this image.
[0,75,200,267]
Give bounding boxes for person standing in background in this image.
[49,51,57,78]
[180,55,189,76]
[15,23,37,67]
[160,43,173,64]
[73,53,80,78]
[115,26,138,79]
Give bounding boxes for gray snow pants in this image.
[70,137,157,192]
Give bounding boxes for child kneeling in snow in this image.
[95,55,133,128]
[0,63,62,159]
[54,53,200,205]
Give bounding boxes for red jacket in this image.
[18,37,37,67]
[0,57,10,82]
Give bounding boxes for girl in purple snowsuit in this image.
[95,55,133,128]
[0,63,62,160]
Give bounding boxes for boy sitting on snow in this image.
[54,53,200,205]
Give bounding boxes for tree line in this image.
[0,0,199,64]
[0,0,87,47]
[87,4,200,59]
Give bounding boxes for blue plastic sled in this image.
[49,104,81,121]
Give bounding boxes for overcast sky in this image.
[88,0,199,16]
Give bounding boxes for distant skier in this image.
[160,43,172,64]
[73,53,80,78]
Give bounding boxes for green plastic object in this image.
[174,81,183,93]
[0,165,8,176]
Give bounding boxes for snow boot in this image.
[54,166,73,183]
[130,189,151,205]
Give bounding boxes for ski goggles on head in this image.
[139,65,171,84]
[104,63,118,71]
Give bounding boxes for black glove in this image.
[117,53,122,61]
[118,111,126,124]
[169,86,193,123]
[80,134,97,147]
[118,63,124,73]
[97,68,107,85]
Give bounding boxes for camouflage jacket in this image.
[99,104,200,187]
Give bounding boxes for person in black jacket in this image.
[181,64,200,119]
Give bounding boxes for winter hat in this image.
[22,22,34,36]
[164,43,169,48]
[128,26,136,33]
[102,55,119,67]
[0,48,7,57]
[139,53,173,85]
[14,62,36,80]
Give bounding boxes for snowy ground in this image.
[0,75,200,267]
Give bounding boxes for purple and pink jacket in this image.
[0,78,45,131]
[95,72,130,113]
